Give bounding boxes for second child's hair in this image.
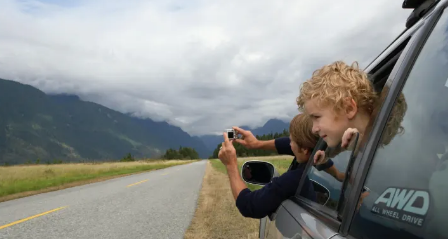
[376,92,408,146]
[296,61,378,115]
[289,113,319,150]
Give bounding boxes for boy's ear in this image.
[301,148,310,155]
[344,97,358,120]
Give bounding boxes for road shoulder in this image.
[184,160,259,239]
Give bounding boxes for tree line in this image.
[210,129,289,158]
[0,148,198,166]
[161,146,200,160]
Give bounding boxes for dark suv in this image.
[241,0,448,238]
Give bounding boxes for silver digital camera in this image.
[225,128,238,140]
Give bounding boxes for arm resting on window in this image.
[324,165,346,182]
[235,168,304,219]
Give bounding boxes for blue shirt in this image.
[235,137,334,219]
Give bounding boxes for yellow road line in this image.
[0,206,67,230]
[127,179,149,187]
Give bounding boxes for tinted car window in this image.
[349,10,448,239]
[302,150,351,210]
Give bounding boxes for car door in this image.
[260,139,339,239]
[262,136,359,239]
[260,158,306,239]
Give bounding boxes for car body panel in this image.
[263,200,337,239]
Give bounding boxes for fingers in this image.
[223,132,230,145]
[342,128,357,148]
[218,142,225,159]
[232,126,249,136]
[313,152,320,164]
[219,141,225,152]
[341,135,351,148]
[314,150,325,164]
[234,139,244,145]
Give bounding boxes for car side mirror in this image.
[241,160,280,186]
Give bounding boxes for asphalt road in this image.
[0,160,207,239]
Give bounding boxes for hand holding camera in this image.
[218,130,238,167]
[229,126,260,149]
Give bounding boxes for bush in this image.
[162,147,199,160]
[120,153,135,162]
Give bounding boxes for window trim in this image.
[338,4,446,237]
[363,17,425,74]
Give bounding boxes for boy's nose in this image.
[312,124,319,134]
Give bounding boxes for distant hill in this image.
[199,118,290,154]
[0,78,209,165]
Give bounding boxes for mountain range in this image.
[0,78,289,164]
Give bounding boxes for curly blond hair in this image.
[380,92,407,146]
[296,61,378,115]
[289,113,319,150]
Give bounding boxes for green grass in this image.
[0,160,197,198]
[210,156,293,191]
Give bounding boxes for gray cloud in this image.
[0,0,412,135]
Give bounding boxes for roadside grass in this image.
[0,159,197,202]
[184,156,293,239]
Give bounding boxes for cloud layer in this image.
[0,0,412,135]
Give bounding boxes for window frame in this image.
[338,3,447,236]
[289,2,443,233]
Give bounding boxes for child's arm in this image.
[314,150,345,182]
[324,165,345,182]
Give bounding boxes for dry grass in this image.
[184,161,260,239]
[0,159,196,202]
[184,156,294,239]
[209,155,293,175]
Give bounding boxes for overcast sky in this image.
[0,0,412,136]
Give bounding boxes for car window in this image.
[349,9,448,239]
[302,149,351,210]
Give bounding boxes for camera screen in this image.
[228,131,234,138]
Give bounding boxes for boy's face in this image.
[289,135,309,163]
[304,98,351,147]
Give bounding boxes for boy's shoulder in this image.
[274,137,294,156]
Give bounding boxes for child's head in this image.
[296,61,377,147]
[289,113,319,163]
[380,92,407,146]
